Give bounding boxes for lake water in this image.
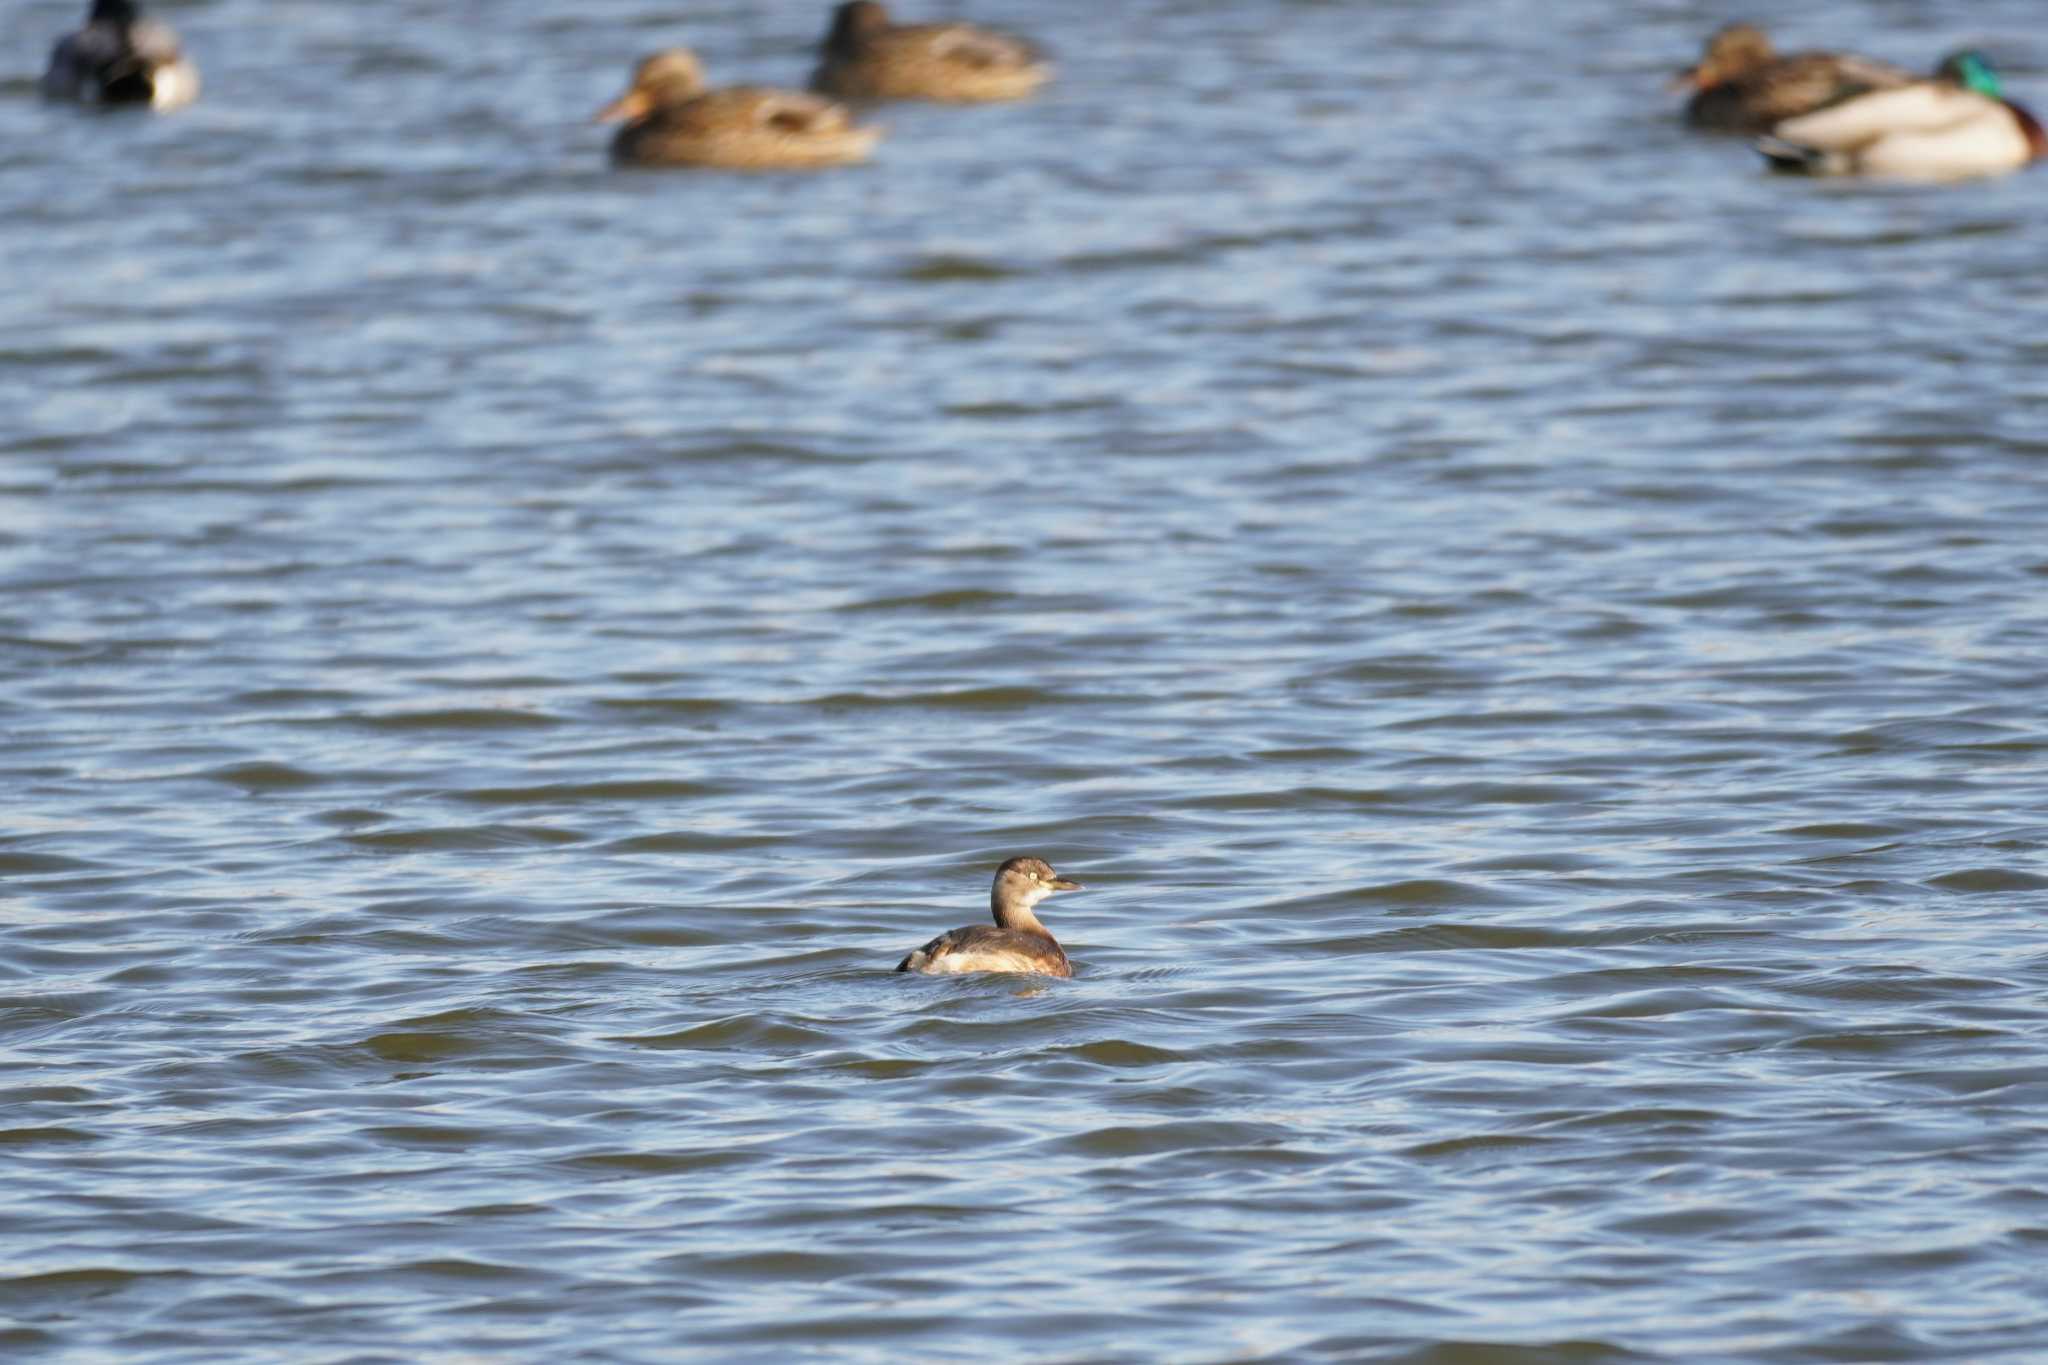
[6,1,2048,1360]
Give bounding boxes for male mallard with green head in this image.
[1677,22,1908,133]
[1757,50,2047,181]
[810,1,1050,103]
[599,48,881,170]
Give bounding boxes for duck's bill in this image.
[595,91,647,123]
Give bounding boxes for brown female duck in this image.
[810,1,1050,104]
[598,49,880,170]
[1677,23,1910,134]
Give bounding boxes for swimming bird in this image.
[42,0,199,110]
[1757,51,2046,181]
[896,857,1081,978]
[1676,22,1908,134]
[597,49,881,170]
[810,1,1050,104]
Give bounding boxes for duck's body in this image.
[1679,23,1908,134]
[811,1,1049,104]
[599,49,879,170]
[42,0,198,111]
[1758,52,2046,181]
[897,856,1080,978]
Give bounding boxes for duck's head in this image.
[1937,50,2004,99]
[596,49,707,123]
[825,2,893,52]
[1678,22,1776,91]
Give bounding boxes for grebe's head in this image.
[597,49,707,123]
[991,855,1081,915]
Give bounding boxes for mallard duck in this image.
[810,1,1050,104]
[1677,22,1908,133]
[1758,51,2047,181]
[597,49,881,170]
[41,0,199,110]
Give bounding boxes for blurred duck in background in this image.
[810,1,1050,103]
[1757,51,2046,181]
[598,49,881,170]
[1676,22,1906,133]
[42,0,199,110]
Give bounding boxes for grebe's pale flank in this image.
[896,856,1081,978]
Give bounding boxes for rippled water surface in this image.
[7,0,2048,1359]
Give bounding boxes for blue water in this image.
[5,1,2048,1359]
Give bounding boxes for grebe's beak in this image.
[1047,876,1081,892]
[1668,64,1705,94]
[596,89,649,123]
